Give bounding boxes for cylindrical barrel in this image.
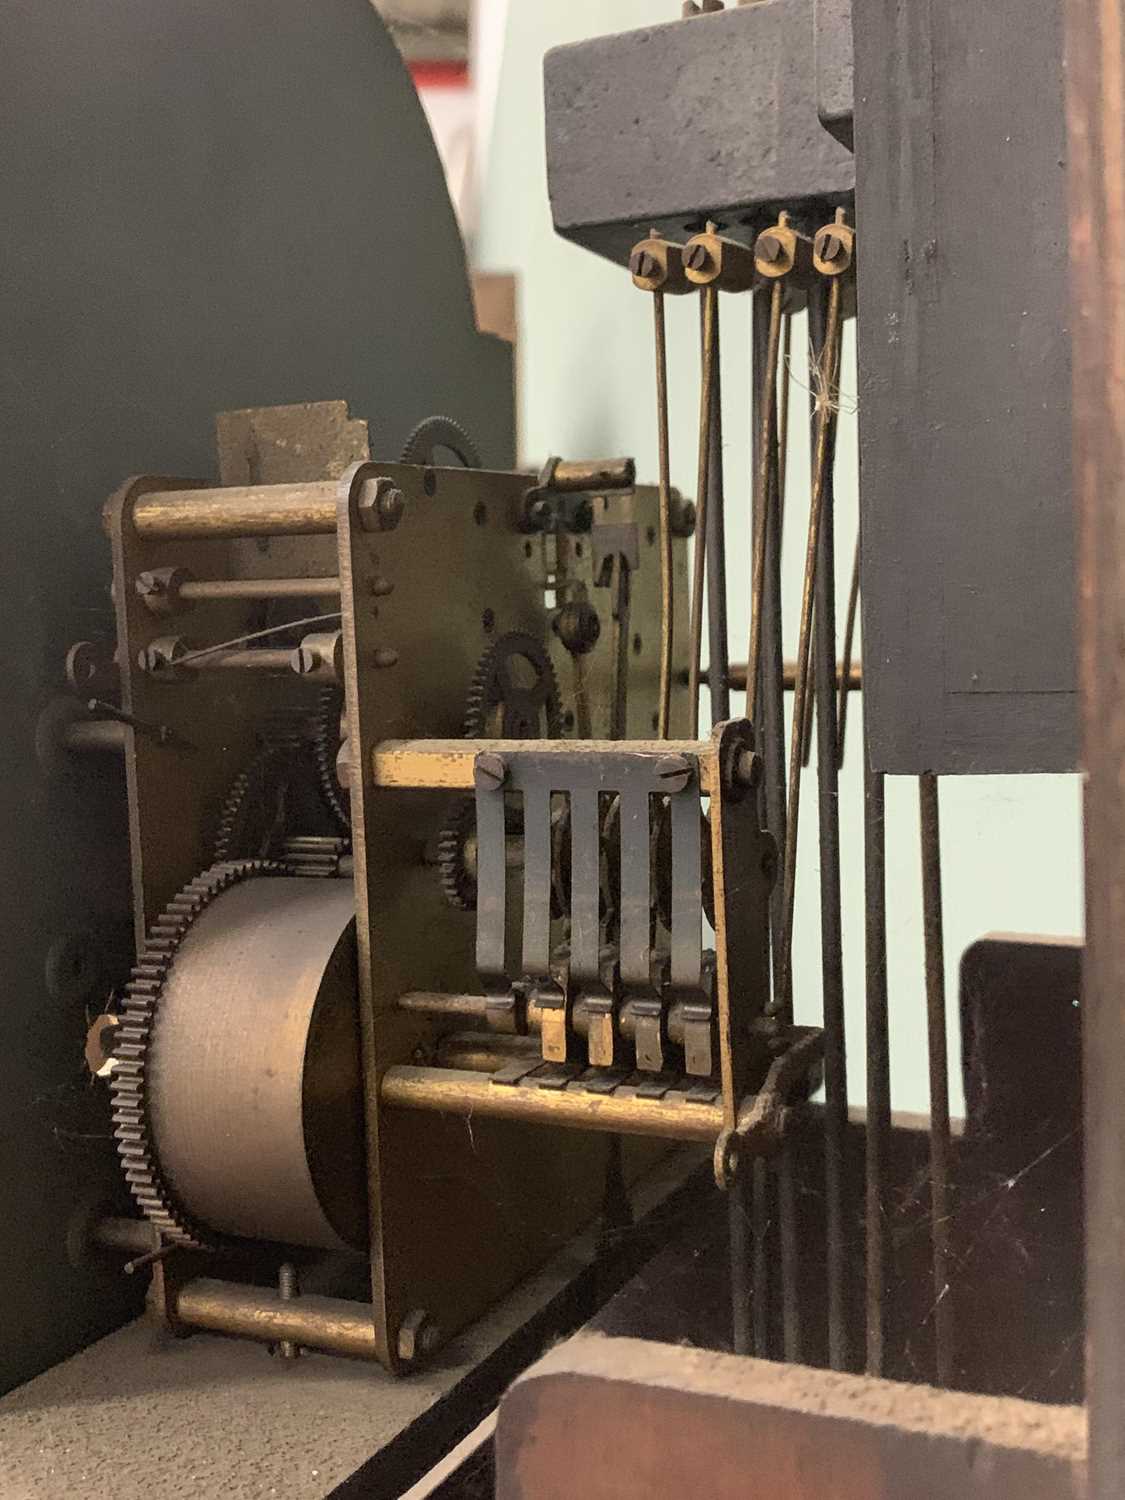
[170,1277,378,1360]
[132,482,337,539]
[381,1064,722,1143]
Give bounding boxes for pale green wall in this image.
[474,0,1084,1114]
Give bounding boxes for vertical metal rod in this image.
[752,1156,771,1357]
[753,294,788,980]
[1063,6,1125,1489]
[777,311,793,530]
[653,291,675,739]
[751,290,789,1362]
[864,741,891,1376]
[687,285,718,736]
[777,1147,802,1362]
[772,304,802,1363]
[746,280,785,723]
[776,277,844,1013]
[919,772,953,1384]
[809,284,849,1372]
[837,536,861,767]
[729,1171,752,1355]
[706,315,731,723]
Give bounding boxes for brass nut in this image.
[358,476,406,533]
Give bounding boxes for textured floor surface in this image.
[0,1242,591,1500]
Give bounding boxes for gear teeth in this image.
[211,740,312,864]
[399,415,481,470]
[108,858,286,1249]
[437,797,477,911]
[463,631,563,739]
[312,686,352,835]
[437,633,563,910]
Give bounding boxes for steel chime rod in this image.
[808,281,850,1373]
[688,282,719,737]
[653,289,676,738]
[837,537,861,767]
[919,771,954,1384]
[687,235,750,1352]
[864,737,891,1375]
[747,287,781,1360]
[777,311,793,529]
[751,284,801,1363]
[706,305,731,725]
[746,280,786,723]
[775,271,844,1016]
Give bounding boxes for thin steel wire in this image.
[162,612,342,668]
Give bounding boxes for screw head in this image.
[292,644,319,676]
[654,754,693,795]
[757,233,783,263]
[136,571,165,597]
[685,242,710,272]
[818,231,844,263]
[358,476,406,533]
[630,249,657,279]
[474,752,507,791]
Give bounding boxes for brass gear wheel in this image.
[437,633,563,911]
[109,860,288,1249]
